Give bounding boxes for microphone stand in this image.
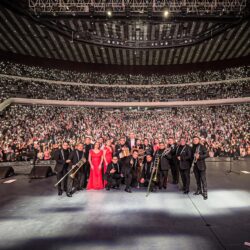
[226,155,240,175]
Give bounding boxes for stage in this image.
[0,159,250,250]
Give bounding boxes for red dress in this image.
[103,146,113,186]
[87,149,104,190]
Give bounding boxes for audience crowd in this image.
[0,61,249,85]
[0,77,249,102]
[0,104,249,162]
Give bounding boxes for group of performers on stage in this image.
[54,133,208,200]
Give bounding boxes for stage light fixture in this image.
[106,10,112,17]
[163,9,169,18]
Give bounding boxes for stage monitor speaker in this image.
[0,166,15,179]
[29,165,53,179]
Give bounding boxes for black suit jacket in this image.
[123,155,140,175]
[126,138,138,151]
[105,162,122,176]
[192,144,208,171]
[155,149,172,171]
[169,144,177,167]
[141,161,153,180]
[68,150,85,171]
[176,145,192,170]
[54,149,71,173]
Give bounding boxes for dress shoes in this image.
[183,191,189,194]
[125,188,132,193]
[58,190,63,196]
[203,193,208,200]
[193,190,202,195]
[66,192,72,197]
[112,185,120,190]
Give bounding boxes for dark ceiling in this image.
[0,0,249,66]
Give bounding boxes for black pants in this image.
[193,165,207,193]
[170,162,179,183]
[159,170,168,188]
[179,168,190,192]
[77,168,87,189]
[124,167,138,189]
[140,179,155,190]
[83,163,90,188]
[56,167,68,192]
[67,169,86,193]
[107,173,122,188]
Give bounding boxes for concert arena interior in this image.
[0,1,250,250]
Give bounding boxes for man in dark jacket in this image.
[67,143,86,195]
[191,136,208,200]
[140,154,155,191]
[155,142,172,190]
[176,138,192,194]
[105,156,122,190]
[122,150,140,193]
[83,137,93,187]
[168,137,178,184]
[126,132,138,151]
[54,142,71,196]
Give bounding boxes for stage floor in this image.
[0,159,250,250]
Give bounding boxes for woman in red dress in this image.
[103,140,113,187]
[87,142,104,190]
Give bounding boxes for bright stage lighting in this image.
[106,10,112,17]
[163,10,169,18]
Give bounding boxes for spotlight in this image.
[106,10,112,17]
[163,9,169,18]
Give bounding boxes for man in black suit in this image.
[155,142,172,190]
[168,137,178,184]
[83,137,93,188]
[126,132,137,151]
[105,156,122,191]
[142,138,154,159]
[176,138,192,194]
[192,136,208,200]
[123,150,140,193]
[54,142,71,197]
[115,137,128,158]
[140,154,155,191]
[67,143,86,195]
